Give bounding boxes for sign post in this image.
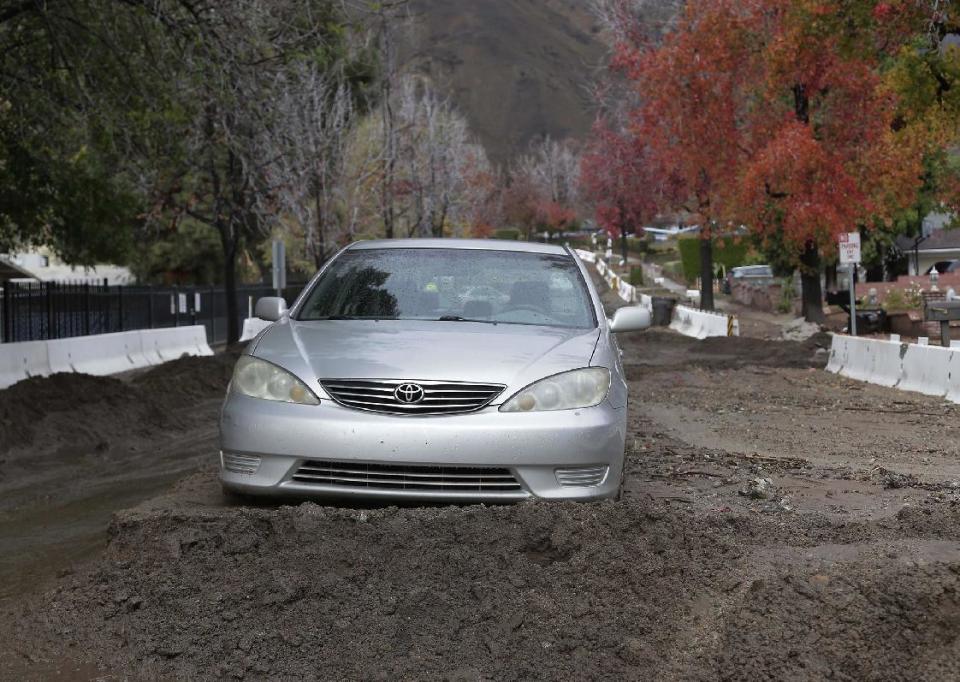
[839,232,862,336]
[271,240,287,298]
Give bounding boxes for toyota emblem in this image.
[394,383,425,404]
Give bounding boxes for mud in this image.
[3,288,960,679]
[0,347,242,603]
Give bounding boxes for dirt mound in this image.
[624,329,830,374]
[0,347,242,455]
[693,331,832,368]
[6,495,960,680]
[0,373,140,453]
[133,345,243,410]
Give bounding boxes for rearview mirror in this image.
[255,297,288,322]
[609,306,651,333]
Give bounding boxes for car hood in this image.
[251,319,601,403]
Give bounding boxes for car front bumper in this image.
[218,394,627,502]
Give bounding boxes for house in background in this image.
[897,212,960,275]
[0,248,134,285]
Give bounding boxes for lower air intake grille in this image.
[292,460,523,492]
[555,465,609,488]
[320,379,505,416]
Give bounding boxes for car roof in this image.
[346,238,570,256]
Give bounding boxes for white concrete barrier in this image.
[899,344,953,398]
[670,305,738,339]
[574,249,597,263]
[47,331,150,376]
[240,318,272,342]
[139,325,213,363]
[947,351,960,404]
[0,340,50,389]
[827,333,960,403]
[825,334,847,374]
[0,325,215,391]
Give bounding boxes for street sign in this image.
[839,232,861,265]
[839,233,861,336]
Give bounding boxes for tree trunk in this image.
[699,233,714,311]
[620,227,629,264]
[799,241,825,323]
[825,262,838,292]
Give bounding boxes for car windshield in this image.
[297,248,596,329]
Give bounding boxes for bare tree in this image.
[393,76,489,238]
[267,63,356,267]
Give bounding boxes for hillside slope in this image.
[405,0,607,164]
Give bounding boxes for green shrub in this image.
[881,286,922,311]
[777,278,795,314]
[677,235,751,282]
[629,266,644,286]
[664,260,685,279]
[494,228,521,241]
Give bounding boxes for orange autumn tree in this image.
[737,0,924,321]
[580,118,671,265]
[613,0,761,310]
[601,0,926,320]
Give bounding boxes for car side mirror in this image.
[255,297,288,322]
[609,306,651,333]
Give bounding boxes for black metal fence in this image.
[0,280,308,345]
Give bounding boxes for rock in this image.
[739,477,776,500]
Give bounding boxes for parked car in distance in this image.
[219,239,651,502]
[926,260,960,275]
[722,264,774,294]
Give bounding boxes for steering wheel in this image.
[498,304,544,315]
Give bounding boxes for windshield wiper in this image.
[437,316,498,324]
[315,315,394,321]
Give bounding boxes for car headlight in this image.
[230,356,319,405]
[500,367,610,412]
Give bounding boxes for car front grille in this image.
[292,460,523,492]
[320,379,505,416]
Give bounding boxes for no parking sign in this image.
[839,232,861,265]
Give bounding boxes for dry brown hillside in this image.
[405,0,607,164]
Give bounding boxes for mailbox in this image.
[925,300,960,346]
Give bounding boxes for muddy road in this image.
[3,295,960,679]
[0,351,238,601]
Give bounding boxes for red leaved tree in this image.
[736,0,924,321]
[613,0,761,310]
[581,118,668,264]
[591,0,925,320]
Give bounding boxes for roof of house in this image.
[0,256,34,281]
[895,229,960,254]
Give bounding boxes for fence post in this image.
[101,278,109,334]
[26,281,33,341]
[209,288,215,344]
[148,288,155,329]
[84,283,91,336]
[45,281,53,340]
[118,285,124,332]
[1,280,9,343]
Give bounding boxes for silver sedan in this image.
[219,239,650,502]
